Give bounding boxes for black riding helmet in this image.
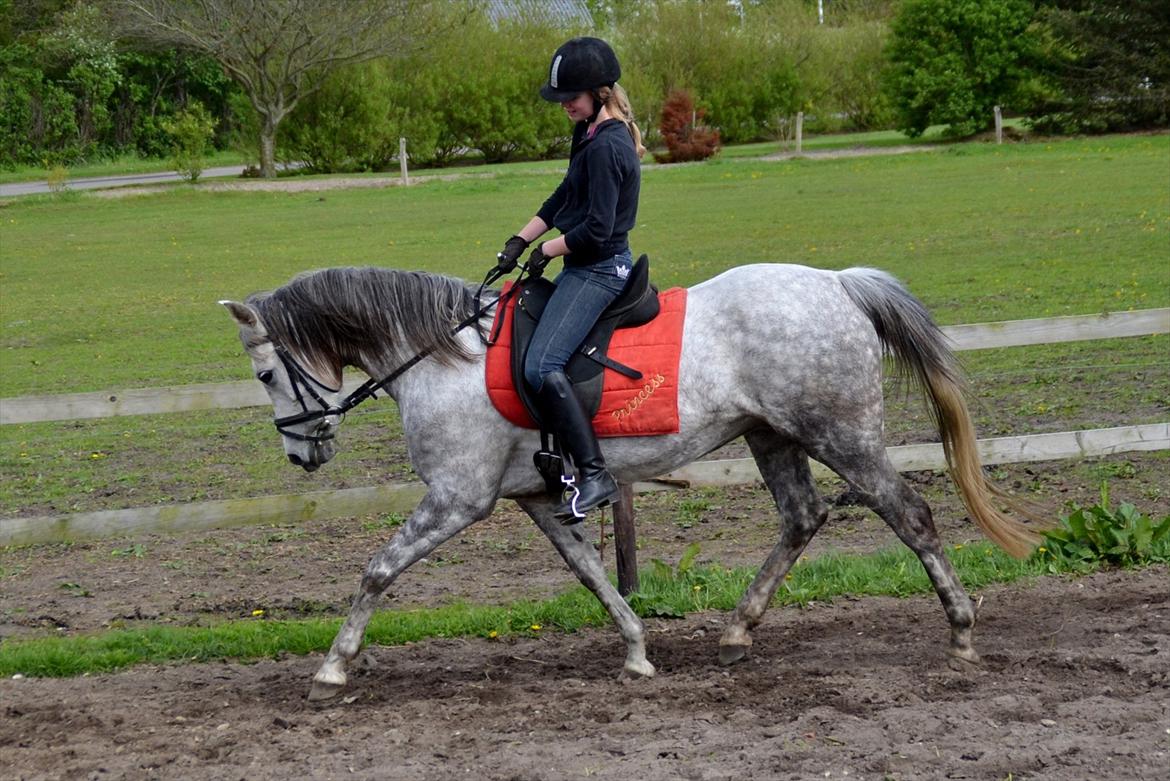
[540,37,621,103]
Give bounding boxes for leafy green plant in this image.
[361,512,406,532]
[161,101,216,182]
[1037,484,1170,568]
[627,542,703,617]
[674,497,711,530]
[45,164,68,193]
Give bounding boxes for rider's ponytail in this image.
[596,84,646,159]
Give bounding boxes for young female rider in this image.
[494,37,646,523]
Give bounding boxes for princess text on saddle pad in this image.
[485,282,688,437]
[222,263,1045,701]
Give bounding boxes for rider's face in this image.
[560,92,595,123]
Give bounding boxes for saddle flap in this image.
[511,255,659,426]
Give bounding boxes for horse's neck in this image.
[358,328,487,402]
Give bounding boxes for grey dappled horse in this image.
[222,263,1041,701]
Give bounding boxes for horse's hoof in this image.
[718,643,749,666]
[946,647,982,671]
[623,659,656,679]
[307,678,346,702]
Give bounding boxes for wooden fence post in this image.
[612,483,639,596]
[399,137,409,184]
[795,111,804,154]
[994,106,1003,144]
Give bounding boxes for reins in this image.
[271,263,531,442]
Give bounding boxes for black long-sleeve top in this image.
[536,118,641,267]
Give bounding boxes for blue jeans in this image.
[523,250,634,391]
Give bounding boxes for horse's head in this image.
[221,300,341,472]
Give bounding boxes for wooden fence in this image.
[1,308,1167,550]
[4,309,1165,426]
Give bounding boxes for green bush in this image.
[616,1,803,145]
[1037,484,1170,569]
[431,19,569,164]
[0,6,239,167]
[278,18,569,171]
[0,44,81,167]
[805,20,895,131]
[279,64,395,173]
[161,102,216,182]
[883,0,1039,137]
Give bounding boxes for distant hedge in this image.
[3,0,1165,171]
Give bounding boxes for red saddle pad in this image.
[485,284,687,437]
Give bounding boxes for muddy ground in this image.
[2,453,1169,780]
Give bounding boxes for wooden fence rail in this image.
[2,423,1165,547]
[2,309,1167,425]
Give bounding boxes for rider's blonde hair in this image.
[596,84,646,159]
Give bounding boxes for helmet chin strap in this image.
[587,91,603,124]
[587,86,613,125]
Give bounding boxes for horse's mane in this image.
[246,267,486,373]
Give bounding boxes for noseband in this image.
[272,348,345,444]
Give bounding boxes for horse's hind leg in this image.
[814,441,980,666]
[518,497,655,679]
[720,428,828,665]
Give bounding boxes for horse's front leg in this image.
[518,497,655,679]
[309,489,494,701]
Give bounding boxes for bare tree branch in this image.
[107,0,447,176]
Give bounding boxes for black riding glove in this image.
[495,235,529,273]
[527,243,552,277]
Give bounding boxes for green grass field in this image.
[2,133,1166,397]
[0,133,1167,516]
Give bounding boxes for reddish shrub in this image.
[654,90,721,164]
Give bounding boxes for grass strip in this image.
[0,542,1104,679]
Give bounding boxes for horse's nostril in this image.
[288,453,304,466]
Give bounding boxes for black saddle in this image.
[510,254,660,428]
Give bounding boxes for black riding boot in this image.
[537,371,619,523]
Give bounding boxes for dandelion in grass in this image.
[530,624,542,632]
[251,609,265,617]
[488,630,499,639]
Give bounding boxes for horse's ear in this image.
[220,300,264,333]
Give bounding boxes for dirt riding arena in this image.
[2,457,1168,781]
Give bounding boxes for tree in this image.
[1031,0,1170,133]
[109,0,448,177]
[883,0,1038,137]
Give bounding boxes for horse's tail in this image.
[837,267,1046,558]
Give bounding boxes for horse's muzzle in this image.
[287,439,334,471]
[288,453,320,472]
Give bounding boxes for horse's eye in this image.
[257,370,274,384]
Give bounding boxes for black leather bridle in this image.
[269,264,529,444]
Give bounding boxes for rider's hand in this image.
[495,235,529,273]
[527,243,552,277]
